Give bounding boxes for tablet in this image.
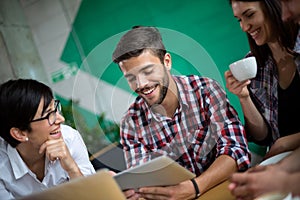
[114,155,196,190]
[259,151,292,166]
[19,169,126,200]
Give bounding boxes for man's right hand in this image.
[124,189,140,200]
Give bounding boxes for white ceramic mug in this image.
[229,56,257,82]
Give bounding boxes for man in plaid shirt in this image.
[112,26,250,200]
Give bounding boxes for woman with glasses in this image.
[0,79,95,199]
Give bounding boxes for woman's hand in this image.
[225,70,251,99]
[39,137,82,178]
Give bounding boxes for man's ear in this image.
[10,127,27,142]
[164,53,172,70]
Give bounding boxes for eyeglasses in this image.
[30,100,62,126]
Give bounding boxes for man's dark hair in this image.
[112,26,167,64]
[0,79,53,147]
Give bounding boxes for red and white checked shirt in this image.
[120,75,250,176]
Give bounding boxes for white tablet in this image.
[114,155,196,190]
[259,151,292,166]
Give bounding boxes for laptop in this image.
[114,155,196,190]
[19,169,126,200]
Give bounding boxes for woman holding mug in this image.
[225,0,300,159]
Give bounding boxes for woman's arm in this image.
[265,132,300,159]
[277,145,300,173]
[239,94,269,141]
[225,70,269,141]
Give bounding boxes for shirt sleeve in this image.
[203,79,251,171]
[120,115,151,169]
[62,125,96,175]
[0,180,14,200]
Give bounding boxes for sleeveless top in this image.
[278,70,300,137]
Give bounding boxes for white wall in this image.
[19,0,134,123]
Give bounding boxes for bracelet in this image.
[191,178,201,199]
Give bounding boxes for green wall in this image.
[61,0,249,119]
[60,0,268,156]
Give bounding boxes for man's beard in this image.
[153,67,169,105]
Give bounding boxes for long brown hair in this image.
[229,0,299,67]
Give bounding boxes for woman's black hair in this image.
[0,79,53,147]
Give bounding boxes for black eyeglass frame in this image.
[30,100,61,126]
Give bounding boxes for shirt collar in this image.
[7,144,30,179]
[173,76,190,110]
[294,29,300,54]
[7,144,53,180]
[146,76,190,121]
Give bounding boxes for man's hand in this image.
[228,165,289,200]
[124,189,140,200]
[138,179,195,200]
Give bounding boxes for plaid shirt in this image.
[248,31,300,146]
[120,75,250,176]
[294,29,300,54]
